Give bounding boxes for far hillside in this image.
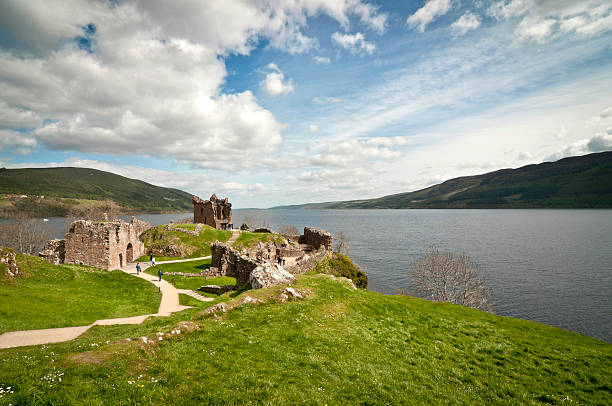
[0,167,193,218]
[273,151,612,209]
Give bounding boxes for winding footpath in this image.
[0,229,242,350]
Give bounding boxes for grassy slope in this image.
[137,225,232,261]
[232,231,284,250]
[0,254,160,333]
[144,259,236,291]
[0,167,193,216]
[274,151,612,209]
[0,273,609,405]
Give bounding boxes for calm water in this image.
[4,209,611,342]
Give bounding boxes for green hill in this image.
[274,151,612,209]
[0,268,609,404]
[0,167,193,217]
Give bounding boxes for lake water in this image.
[3,209,611,343]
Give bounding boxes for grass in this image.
[144,259,236,291]
[173,223,196,231]
[232,231,284,250]
[0,272,609,404]
[0,254,161,333]
[136,225,231,261]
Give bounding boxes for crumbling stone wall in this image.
[39,239,65,265]
[61,217,150,270]
[193,194,232,229]
[1,247,20,279]
[299,227,332,251]
[211,242,259,287]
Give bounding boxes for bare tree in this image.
[242,214,268,229]
[334,231,350,256]
[279,225,299,235]
[0,218,51,255]
[409,248,492,312]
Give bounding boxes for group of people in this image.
[276,256,286,266]
[221,223,233,230]
[133,254,162,281]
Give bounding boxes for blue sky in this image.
[0,0,611,207]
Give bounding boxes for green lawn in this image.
[0,273,609,405]
[0,254,161,333]
[232,231,284,250]
[173,223,196,231]
[145,259,236,291]
[136,225,231,261]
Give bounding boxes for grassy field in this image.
[232,231,283,250]
[172,223,197,231]
[0,270,609,404]
[0,254,161,333]
[137,225,231,261]
[144,259,236,291]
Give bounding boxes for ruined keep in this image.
[39,217,150,270]
[193,194,232,229]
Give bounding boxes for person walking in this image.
[158,268,163,282]
[152,257,156,267]
[149,254,153,265]
[136,263,141,275]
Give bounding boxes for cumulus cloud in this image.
[0,0,386,170]
[0,130,37,155]
[309,124,319,133]
[545,132,612,161]
[331,32,375,54]
[451,12,481,36]
[260,63,295,96]
[313,55,331,64]
[488,0,612,43]
[310,136,409,167]
[406,0,452,32]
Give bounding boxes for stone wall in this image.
[211,242,259,287]
[299,227,333,251]
[62,217,150,270]
[39,239,65,265]
[1,247,20,279]
[193,194,232,229]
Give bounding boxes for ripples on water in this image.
[4,209,611,342]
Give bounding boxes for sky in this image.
[0,0,611,208]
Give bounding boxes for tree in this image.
[279,225,299,235]
[409,248,492,312]
[242,215,268,229]
[334,231,350,256]
[0,218,51,255]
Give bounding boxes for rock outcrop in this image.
[249,262,296,289]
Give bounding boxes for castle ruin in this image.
[39,217,150,270]
[193,194,232,229]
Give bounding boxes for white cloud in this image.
[312,96,342,104]
[260,63,295,96]
[331,32,375,54]
[451,12,481,36]
[406,0,452,32]
[313,56,331,64]
[310,137,408,167]
[545,132,612,161]
[489,0,612,43]
[553,126,568,139]
[309,124,319,133]
[0,0,386,171]
[0,130,37,155]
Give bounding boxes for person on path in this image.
[149,254,153,265]
[152,257,156,266]
[136,263,141,275]
[158,268,163,282]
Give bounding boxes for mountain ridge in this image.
[271,151,612,209]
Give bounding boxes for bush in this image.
[313,253,368,288]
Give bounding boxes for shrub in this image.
[314,253,368,288]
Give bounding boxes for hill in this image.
[0,267,609,404]
[273,151,612,209]
[0,167,193,217]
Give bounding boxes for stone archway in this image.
[126,243,133,263]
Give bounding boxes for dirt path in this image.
[0,257,214,349]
